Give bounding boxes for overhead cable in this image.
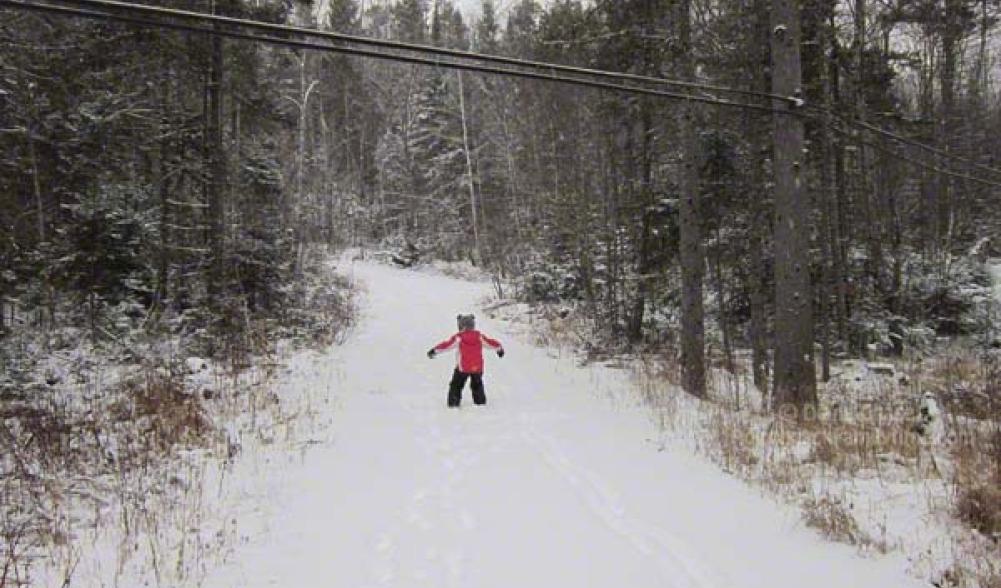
[3,0,1001,185]
[0,0,782,113]
[31,0,798,106]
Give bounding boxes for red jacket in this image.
[433,330,503,374]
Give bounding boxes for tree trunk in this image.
[771,0,817,411]
[501,110,524,261]
[853,0,884,306]
[816,2,836,381]
[830,40,850,343]
[28,127,44,244]
[977,0,989,95]
[629,102,656,344]
[677,0,706,398]
[812,0,836,382]
[938,0,960,261]
[206,3,225,306]
[714,225,734,375]
[296,53,307,263]
[293,54,318,276]
[630,214,652,344]
[748,0,772,397]
[457,71,482,264]
[154,79,171,317]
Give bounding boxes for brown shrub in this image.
[114,374,214,454]
[802,495,885,552]
[710,410,759,473]
[956,483,1001,538]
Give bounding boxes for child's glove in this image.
[427,348,436,359]
[497,349,505,358]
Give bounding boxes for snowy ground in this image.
[192,257,926,588]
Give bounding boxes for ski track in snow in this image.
[522,426,720,588]
[203,259,925,588]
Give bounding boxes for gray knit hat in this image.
[457,314,475,331]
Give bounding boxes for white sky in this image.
[455,0,482,18]
[455,0,529,21]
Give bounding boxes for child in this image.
[427,314,504,407]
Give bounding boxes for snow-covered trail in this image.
[206,259,922,588]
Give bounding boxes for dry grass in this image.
[708,408,759,474]
[932,557,1001,588]
[0,253,357,586]
[800,417,920,475]
[952,427,1001,541]
[522,304,594,351]
[113,373,215,456]
[0,348,331,587]
[922,349,999,420]
[801,493,887,553]
[622,341,1000,586]
[0,368,219,586]
[926,347,1001,556]
[956,483,1001,538]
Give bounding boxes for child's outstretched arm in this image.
[481,333,504,357]
[428,333,460,358]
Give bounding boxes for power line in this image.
[800,103,1001,183]
[3,0,795,106]
[4,0,1001,186]
[0,0,784,113]
[855,118,1001,180]
[862,138,1001,189]
[823,117,1001,188]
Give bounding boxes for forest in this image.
[4,0,1001,403]
[1,0,1000,584]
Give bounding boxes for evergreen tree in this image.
[393,0,428,42]
[475,0,500,52]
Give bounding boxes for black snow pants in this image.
[447,369,486,407]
